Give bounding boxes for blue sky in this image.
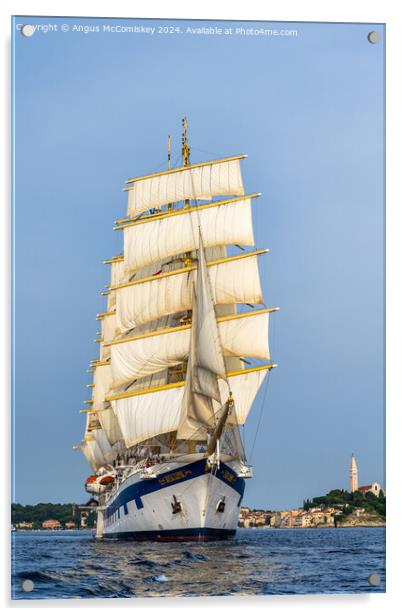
[12,16,384,509]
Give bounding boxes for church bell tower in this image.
[349,453,358,493]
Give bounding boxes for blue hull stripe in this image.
[102,527,236,541]
[105,459,245,518]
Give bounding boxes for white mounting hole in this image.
[21,25,35,37]
[21,579,34,592]
[367,31,380,44]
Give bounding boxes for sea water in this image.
[11,527,385,599]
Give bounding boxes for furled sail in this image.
[109,310,270,387]
[114,250,265,331]
[126,155,245,217]
[122,196,258,273]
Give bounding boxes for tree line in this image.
[303,489,386,519]
[11,503,96,528]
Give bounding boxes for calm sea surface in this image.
[11,527,385,599]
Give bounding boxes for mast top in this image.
[181,116,190,167]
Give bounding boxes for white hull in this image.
[96,457,246,541]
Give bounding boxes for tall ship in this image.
[75,119,278,541]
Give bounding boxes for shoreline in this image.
[238,523,386,529]
[13,524,386,533]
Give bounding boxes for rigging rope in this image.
[249,370,271,463]
[190,146,225,159]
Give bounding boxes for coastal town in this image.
[238,498,385,529]
[240,455,385,528]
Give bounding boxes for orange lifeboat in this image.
[99,475,114,486]
[85,475,105,494]
[85,475,98,485]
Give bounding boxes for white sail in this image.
[193,236,227,381]
[106,291,116,311]
[92,364,113,407]
[97,405,123,446]
[115,251,264,331]
[123,197,256,273]
[219,311,269,358]
[126,156,244,217]
[176,235,227,439]
[79,138,276,479]
[108,367,268,447]
[85,434,107,469]
[109,310,269,387]
[82,413,97,469]
[98,340,110,362]
[221,368,268,424]
[111,386,184,449]
[94,428,113,461]
[110,327,188,387]
[100,313,118,344]
[81,443,96,472]
[110,258,125,287]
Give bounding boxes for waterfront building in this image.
[358,482,383,497]
[269,513,282,527]
[292,512,312,527]
[240,507,336,528]
[15,521,33,529]
[80,511,89,528]
[42,519,62,530]
[238,508,271,527]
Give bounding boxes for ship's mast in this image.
[167,135,173,211]
[77,120,276,470]
[181,118,192,269]
[174,118,192,443]
[182,116,190,169]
